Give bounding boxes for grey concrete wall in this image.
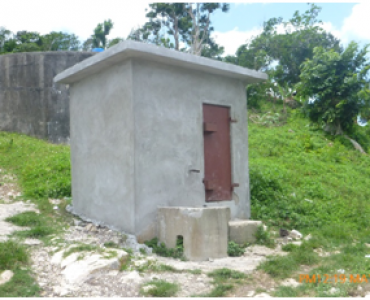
[0,52,94,143]
[69,60,136,233]
[132,59,250,241]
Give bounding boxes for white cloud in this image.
[211,27,262,56]
[212,2,370,58]
[316,3,370,47]
[340,2,370,45]
[1,0,151,41]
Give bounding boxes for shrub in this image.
[227,241,245,257]
[255,226,275,248]
[144,237,184,259]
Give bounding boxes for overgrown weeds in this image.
[201,268,247,297]
[227,241,245,257]
[140,279,179,297]
[255,226,275,248]
[144,237,184,259]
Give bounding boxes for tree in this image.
[200,36,224,60]
[11,31,42,52]
[143,3,190,51]
[127,26,175,49]
[230,4,341,85]
[39,32,81,51]
[186,3,229,55]
[298,42,370,142]
[107,37,124,48]
[91,19,114,49]
[0,27,12,53]
[141,3,228,58]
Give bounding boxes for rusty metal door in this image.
[203,104,232,201]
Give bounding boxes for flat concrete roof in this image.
[54,40,267,84]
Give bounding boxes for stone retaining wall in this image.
[0,51,94,143]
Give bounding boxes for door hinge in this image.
[203,122,217,133]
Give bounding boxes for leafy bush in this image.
[254,226,275,248]
[227,241,245,257]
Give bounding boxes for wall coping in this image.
[54,40,267,85]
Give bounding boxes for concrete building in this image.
[54,40,267,247]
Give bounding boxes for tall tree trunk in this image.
[173,15,179,51]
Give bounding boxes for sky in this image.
[1,1,370,56]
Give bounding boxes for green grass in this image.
[281,243,299,252]
[0,240,40,297]
[250,101,370,296]
[0,132,71,206]
[249,104,370,234]
[144,237,185,259]
[0,240,28,269]
[1,97,370,296]
[227,241,245,257]
[103,241,120,249]
[140,279,179,297]
[6,211,56,240]
[254,225,275,248]
[135,260,181,273]
[200,268,247,297]
[273,286,300,297]
[208,268,246,281]
[63,244,100,258]
[204,283,234,297]
[5,211,42,227]
[258,240,320,278]
[0,269,40,297]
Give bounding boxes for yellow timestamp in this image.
[299,274,369,284]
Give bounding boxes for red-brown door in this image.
[203,104,232,201]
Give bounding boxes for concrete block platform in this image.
[157,207,230,261]
[229,220,262,244]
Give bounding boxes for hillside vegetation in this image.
[249,102,370,237]
[1,100,370,296]
[0,102,370,239]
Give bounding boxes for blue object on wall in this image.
[92,48,104,52]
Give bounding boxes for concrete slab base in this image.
[229,220,263,244]
[157,207,230,261]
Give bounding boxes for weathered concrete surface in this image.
[54,40,267,239]
[132,58,252,240]
[69,60,135,232]
[0,52,94,143]
[54,40,267,85]
[229,220,263,244]
[158,207,230,261]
